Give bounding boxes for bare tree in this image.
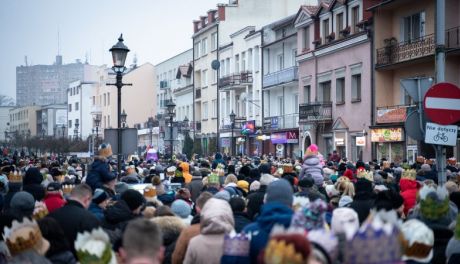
[0,94,15,106]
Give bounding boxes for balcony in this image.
[299,102,333,123]
[218,71,253,90]
[264,114,299,130]
[160,80,170,89]
[195,88,201,99]
[376,105,410,124]
[376,34,435,67]
[263,66,298,88]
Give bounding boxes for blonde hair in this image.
[337,181,355,198]
[224,174,238,185]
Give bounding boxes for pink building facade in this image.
[295,0,376,162]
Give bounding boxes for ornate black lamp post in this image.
[166,99,176,160]
[230,110,236,156]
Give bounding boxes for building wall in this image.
[9,106,40,136]
[67,80,96,139]
[0,106,14,141]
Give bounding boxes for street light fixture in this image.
[121,109,127,128]
[230,110,236,156]
[93,112,102,153]
[166,98,176,160]
[109,34,130,177]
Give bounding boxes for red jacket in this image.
[400,178,419,215]
[44,192,66,213]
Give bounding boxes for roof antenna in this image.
[57,28,61,55]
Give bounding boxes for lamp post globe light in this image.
[230,110,236,156]
[121,109,127,128]
[109,34,130,178]
[166,98,176,160]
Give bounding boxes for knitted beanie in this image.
[171,199,191,219]
[266,179,293,207]
[121,189,145,211]
[92,189,109,204]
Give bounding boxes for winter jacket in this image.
[88,202,105,222]
[43,193,66,213]
[23,184,46,201]
[48,200,100,255]
[184,198,234,264]
[120,173,141,184]
[299,155,323,186]
[172,222,201,264]
[295,187,326,202]
[233,211,251,233]
[246,185,267,220]
[47,251,78,264]
[242,202,294,263]
[399,178,419,215]
[211,153,226,170]
[85,158,116,191]
[179,162,192,184]
[103,200,137,230]
[186,176,203,202]
[152,216,185,264]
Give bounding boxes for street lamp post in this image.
[147,117,154,147]
[93,113,101,152]
[230,110,236,156]
[121,109,127,128]
[109,34,130,177]
[166,99,176,161]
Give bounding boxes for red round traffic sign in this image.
[423,82,460,125]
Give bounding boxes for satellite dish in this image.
[211,60,220,70]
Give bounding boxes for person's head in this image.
[121,189,145,215]
[264,179,293,207]
[336,180,355,197]
[229,196,246,213]
[10,191,35,218]
[195,191,213,214]
[69,184,93,209]
[38,217,70,258]
[170,199,191,219]
[224,174,238,186]
[120,219,164,264]
[92,188,110,209]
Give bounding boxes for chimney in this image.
[200,16,207,28]
[193,20,200,33]
[218,5,226,21]
[208,10,217,23]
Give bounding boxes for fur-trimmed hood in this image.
[151,216,185,245]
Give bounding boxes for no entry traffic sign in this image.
[423,82,460,125]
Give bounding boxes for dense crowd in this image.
[0,143,460,264]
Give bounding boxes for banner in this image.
[370,128,403,142]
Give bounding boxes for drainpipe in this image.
[261,29,265,154]
[370,14,376,161]
[216,22,220,153]
[192,36,196,141]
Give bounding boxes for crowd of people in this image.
[0,143,460,264]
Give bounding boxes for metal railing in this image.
[263,66,298,88]
[299,102,333,123]
[376,34,436,66]
[264,114,299,129]
[219,71,253,89]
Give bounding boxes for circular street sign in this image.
[423,82,460,125]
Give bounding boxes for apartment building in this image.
[370,0,460,162]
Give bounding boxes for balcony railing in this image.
[376,34,436,66]
[263,66,298,88]
[218,71,253,89]
[264,114,299,129]
[299,102,333,123]
[195,88,201,99]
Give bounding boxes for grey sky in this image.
[0,0,222,101]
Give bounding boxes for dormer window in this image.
[336,12,344,38]
[323,19,330,39]
[303,26,310,51]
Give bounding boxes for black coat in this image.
[186,177,203,202]
[48,200,100,255]
[103,200,137,230]
[349,192,375,224]
[48,251,78,264]
[246,185,267,220]
[233,211,252,233]
[86,159,116,191]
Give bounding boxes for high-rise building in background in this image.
[16,55,98,106]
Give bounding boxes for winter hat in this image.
[260,173,275,186]
[74,228,116,264]
[308,229,339,264]
[23,167,43,185]
[3,217,50,256]
[400,219,434,263]
[305,144,319,156]
[115,182,129,194]
[418,185,453,222]
[339,195,353,208]
[214,190,231,202]
[98,143,113,158]
[237,180,249,193]
[356,169,373,182]
[249,180,260,192]
[298,177,314,188]
[291,199,328,231]
[11,191,35,216]
[92,188,109,204]
[265,179,293,207]
[171,199,191,219]
[420,164,431,172]
[121,189,145,211]
[46,182,61,192]
[325,185,339,198]
[331,208,359,240]
[207,172,220,184]
[259,163,271,174]
[264,226,311,264]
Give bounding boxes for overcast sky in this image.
[0,0,222,101]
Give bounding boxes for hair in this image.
[122,219,163,261]
[229,196,246,212]
[337,181,355,197]
[153,206,175,217]
[224,174,238,185]
[38,217,70,258]
[196,191,213,210]
[70,183,93,199]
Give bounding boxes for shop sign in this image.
[286,131,299,144]
[256,135,271,141]
[271,133,287,144]
[376,107,407,124]
[424,122,457,146]
[370,128,403,142]
[270,117,279,129]
[335,138,345,146]
[356,136,366,146]
[221,138,231,148]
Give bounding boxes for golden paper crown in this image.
[33,201,49,220]
[144,186,157,198]
[3,218,44,255]
[8,171,22,183]
[62,184,75,194]
[264,239,306,264]
[447,157,457,166]
[401,169,417,180]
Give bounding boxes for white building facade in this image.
[67,80,98,139]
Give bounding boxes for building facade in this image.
[36,104,67,138]
[68,80,99,140]
[371,0,460,162]
[9,105,41,137]
[16,55,98,106]
[0,106,14,141]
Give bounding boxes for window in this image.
[277,54,284,70]
[75,102,79,111]
[351,6,360,33]
[211,32,217,50]
[104,116,106,128]
[201,38,207,55]
[68,104,72,112]
[254,47,259,70]
[107,115,110,127]
[220,60,225,76]
[68,120,72,128]
[294,94,299,113]
[203,102,209,119]
[75,119,79,128]
[103,93,106,106]
[403,12,425,42]
[322,18,330,39]
[241,52,246,71]
[292,49,297,66]
[277,96,284,116]
[226,58,231,75]
[336,12,344,36]
[304,85,311,103]
[303,26,310,50]
[235,54,240,73]
[352,74,361,101]
[202,70,208,87]
[212,99,217,118]
[92,96,95,106]
[248,49,253,71]
[336,77,345,104]
[194,42,200,57]
[319,81,332,102]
